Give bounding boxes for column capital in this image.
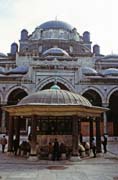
[102,103,108,108]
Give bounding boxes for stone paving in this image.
[0,138,118,180]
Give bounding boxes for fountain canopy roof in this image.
[4,86,108,117]
[18,88,92,107]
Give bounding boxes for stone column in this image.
[70,115,80,161]
[96,117,102,153]
[89,117,94,148]
[78,120,82,144]
[25,118,28,133]
[1,109,6,133]
[102,104,108,135]
[14,117,20,146]
[8,115,14,152]
[29,115,38,161]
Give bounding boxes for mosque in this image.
[0,20,118,139]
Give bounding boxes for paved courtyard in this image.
[0,140,118,180]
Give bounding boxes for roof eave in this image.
[3,104,109,117]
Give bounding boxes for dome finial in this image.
[55,16,58,21]
[50,79,60,90]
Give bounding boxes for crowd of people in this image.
[44,135,108,160]
[0,134,108,159]
[47,135,108,160]
[0,135,31,157]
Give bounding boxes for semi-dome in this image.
[42,47,69,57]
[0,52,7,57]
[102,54,118,59]
[18,89,92,107]
[39,20,74,31]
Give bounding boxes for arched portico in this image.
[7,88,28,105]
[2,87,28,133]
[5,86,29,104]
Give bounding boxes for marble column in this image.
[8,115,14,152]
[102,104,108,135]
[70,115,80,161]
[14,117,20,146]
[96,117,102,153]
[1,109,6,133]
[78,119,83,144]
[89,117,94,148]
[29,115,38,161]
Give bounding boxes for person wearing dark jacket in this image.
[91,137,96,158]
[52,138,60,161]
[102,134,107,153]
[13,139,19,155]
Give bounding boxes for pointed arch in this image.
[5,86,29,105]
[108,90,118,136]
[106,87,118,104]
[82,88,102,106]
[36,76,75,92]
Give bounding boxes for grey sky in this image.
[0,0,116,55]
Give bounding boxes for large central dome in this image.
[39,20,74,31]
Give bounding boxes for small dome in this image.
[101,68,118,76]
[42,47,69,57]
[5,65,29,75]
[39,20,73,31]
[0,67,5,74]
[82,67,98,76]
[103,54,118,59]
[18,89,92,107]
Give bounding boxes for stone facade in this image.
[0,20,118,136]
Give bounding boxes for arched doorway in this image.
[6,88,28,131]
[82,90,102,106]
[82,90,102,137]
[7,88,28,105]
[109,91,118,136]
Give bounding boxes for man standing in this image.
[0,135,7,153]
[91,137,96,158]
[13,138,19,155]
[52,138,60,161]
[103,134,107,153]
